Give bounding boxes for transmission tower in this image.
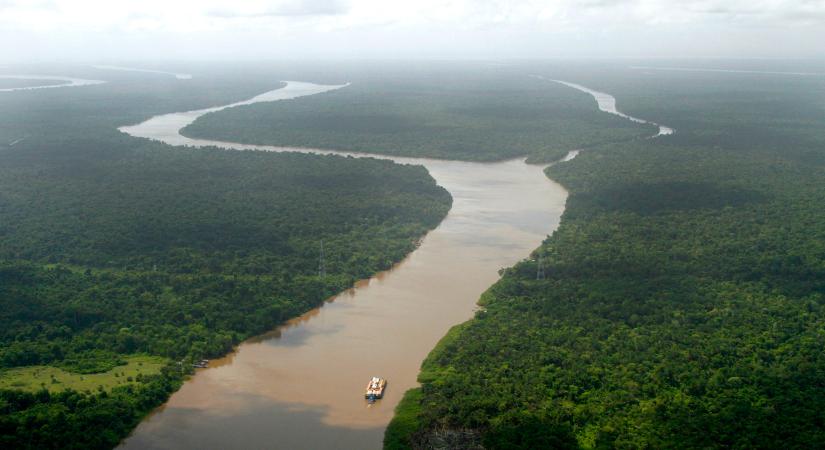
[318,241,326,279]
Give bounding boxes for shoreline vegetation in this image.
[181,72,651,164]
[5,62,823,449]
[385,67,825,448]
[0,70,451,449]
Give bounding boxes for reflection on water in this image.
[119,81,569,449]
[124,393,383,450]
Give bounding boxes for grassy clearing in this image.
[0,355,167,393]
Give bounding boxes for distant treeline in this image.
[182,71,651,163]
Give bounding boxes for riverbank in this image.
[0,75,452,449]
[117,81,572,449]
[387,68,825,448]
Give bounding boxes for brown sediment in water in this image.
[118,82,569,450]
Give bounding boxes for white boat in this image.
[365,376,387,401]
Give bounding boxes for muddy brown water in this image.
[117,81,572,449]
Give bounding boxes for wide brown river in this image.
[117,81,572,449]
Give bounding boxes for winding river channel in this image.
[114,79,665,449]
[0,75,105,92]
[531,75,674,136]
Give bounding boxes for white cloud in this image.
[206,0,350,18]
[0,0,823,61]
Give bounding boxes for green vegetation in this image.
[0,355,166,393]
[8,61,825,449]
[385,388,425,450]
[386,66,825,448]
[182,69,651,163]
[0,149,449,372]
[1,370,182,449]
[0,65,450,448]
[0,147,449,276]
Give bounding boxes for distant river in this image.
[117,78,659,449]
[531,75,674,136]
[0,75,105,92]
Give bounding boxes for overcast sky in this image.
[1,0,824,62]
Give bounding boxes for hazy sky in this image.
[2,0,824,62]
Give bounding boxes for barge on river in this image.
[365,377,387,401]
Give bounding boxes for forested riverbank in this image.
[0,68,451,449]
[6,61,823,449]
[386,66,825,448]
[181,69,651,163]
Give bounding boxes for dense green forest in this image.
[386,66,825,448]
[0,66,450,448]
[182,68,652,163]
[6,61,825,449]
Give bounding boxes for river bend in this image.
[0,75,105,92]
[531,75,673,136]
[116,80,591,449]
